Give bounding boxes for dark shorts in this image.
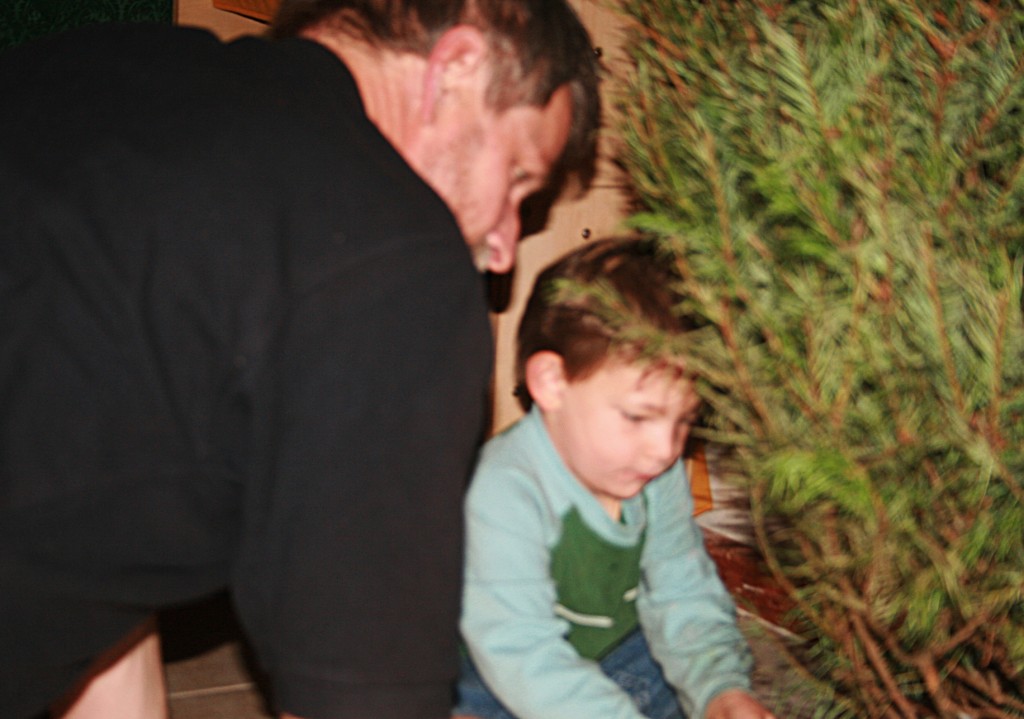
[453,629,686,719]
[0,475,240,719]
[0,570,152,718]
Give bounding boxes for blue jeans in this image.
[453,629,685,719]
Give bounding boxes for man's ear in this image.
[420,25,489,123]
[524,351,568,412]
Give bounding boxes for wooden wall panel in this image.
[489,0,631,432]
[174,0,266,38]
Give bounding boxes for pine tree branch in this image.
[948,661,1024,717]
[793,172,847,254]
[750,483,831,628]
[847,606,918,718]
[993,153,1024,230]
[938,25,1024,223]
[719,300,773,440]
[920,225,967,413]
[986,260,1010,446]
[817,508,913,717]
[628,14,695,108]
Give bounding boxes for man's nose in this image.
[483,209,522,274]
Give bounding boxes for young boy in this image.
[454,239,775,719]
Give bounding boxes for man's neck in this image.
[299,28,428,156]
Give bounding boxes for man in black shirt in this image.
[0,1,600,717]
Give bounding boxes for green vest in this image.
[549,507,645,660]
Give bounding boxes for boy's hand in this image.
[705,688,777,719]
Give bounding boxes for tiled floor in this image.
[158,474,825,718]
[161,595,272,719]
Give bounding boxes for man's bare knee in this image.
[52,617,168,719]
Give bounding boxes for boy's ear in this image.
[524,351,568,412]
[420,25,489,123]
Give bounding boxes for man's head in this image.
[270,0,600,273]
[515,237,704,517]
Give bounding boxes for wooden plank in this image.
[212,0,277,23]
[174,0,267,38]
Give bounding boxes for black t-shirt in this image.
[0,23,491,718]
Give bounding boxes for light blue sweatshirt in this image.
[460,407,753,719]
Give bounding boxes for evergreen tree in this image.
[614,0,1024,715]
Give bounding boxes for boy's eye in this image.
[677,418,694,429]
[621,410,645,423]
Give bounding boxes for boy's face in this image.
[539,358,701,519]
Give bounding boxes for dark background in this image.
[1,0,173,51]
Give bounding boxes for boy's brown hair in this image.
[515,237,700,410]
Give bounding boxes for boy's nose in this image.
[647,425,685,468]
